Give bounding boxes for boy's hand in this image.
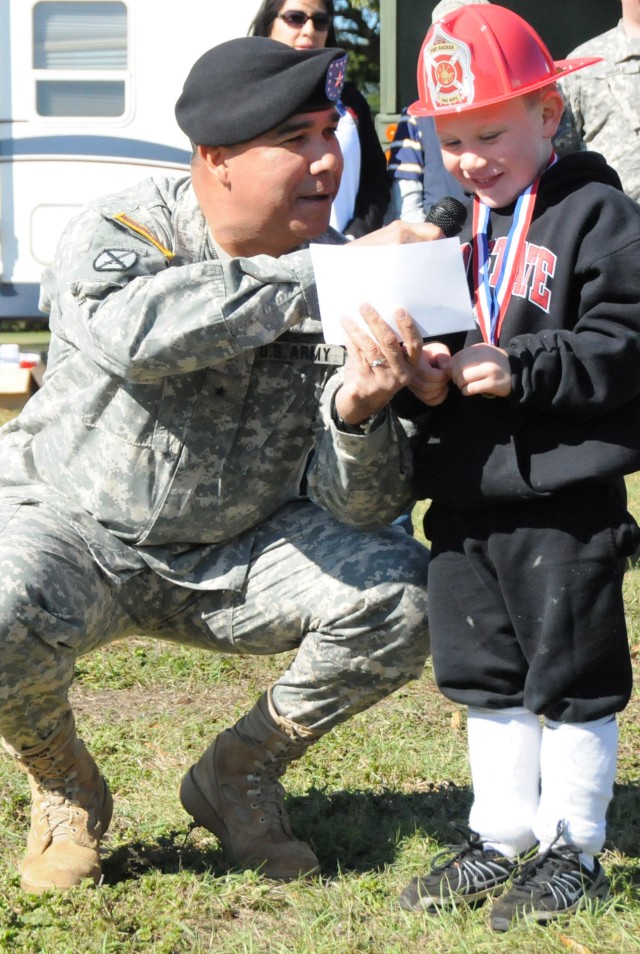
[409,342,452,406]
[449,343,512,398]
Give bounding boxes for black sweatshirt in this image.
[401,151,640,509]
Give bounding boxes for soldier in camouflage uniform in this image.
[0,38,433,893]
[554,0,640,202]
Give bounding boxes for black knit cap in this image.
[175,37,348,146]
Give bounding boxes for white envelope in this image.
[310,239,476,346]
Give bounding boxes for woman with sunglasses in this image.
[249,0,390,238]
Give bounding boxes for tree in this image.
[334,0,381,101]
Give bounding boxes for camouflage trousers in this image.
[0,497,429,749]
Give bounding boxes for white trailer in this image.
[0,0,257,318]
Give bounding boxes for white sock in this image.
[534,715,618,857]
[467,706,542,857]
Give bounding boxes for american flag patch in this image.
[326,54,347,101]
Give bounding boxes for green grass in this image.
[0,331,50,347]
[0,403,639,952]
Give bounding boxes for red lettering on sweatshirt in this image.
[461,238,557,314]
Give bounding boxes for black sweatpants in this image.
[425,482,636,723]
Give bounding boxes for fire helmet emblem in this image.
[425,25,474,110]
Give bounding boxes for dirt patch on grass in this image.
[69,679,256,723]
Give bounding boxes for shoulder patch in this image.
[113,212,175,259]
[326,55,347,101]
[93,248,139,271]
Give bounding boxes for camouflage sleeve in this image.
[39,203,319,382]
[306,373,415,528]
[553,85,586,157]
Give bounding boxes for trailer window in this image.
[33,2,128,117]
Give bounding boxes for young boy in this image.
[397,4,640,932]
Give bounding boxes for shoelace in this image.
[246,740,296,823]
[24,741,74,788]
[510,820,575,886]
[29,754,84,840]
[429,827,492,873]
[38,794,83,840]
[26,744,98,839]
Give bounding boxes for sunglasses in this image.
[276,10,331,30]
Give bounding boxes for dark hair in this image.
[249,0,338,47]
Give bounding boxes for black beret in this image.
[175,37,348,146]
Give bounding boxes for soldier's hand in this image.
[349,220,444,246]
[334,305,423,425]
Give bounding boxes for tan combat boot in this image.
[3,711,113,893]
[180,691,322,880]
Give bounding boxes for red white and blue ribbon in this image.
[471,155,556,345]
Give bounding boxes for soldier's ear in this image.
[196,144,231,183]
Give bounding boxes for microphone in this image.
[426,196,468,237]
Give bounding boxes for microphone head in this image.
[426,196,468,237]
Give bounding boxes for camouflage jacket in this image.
[556,20,640,202]
[0,176,413,587]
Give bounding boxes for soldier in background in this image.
[0,38,432,894]
[555,0,640,202]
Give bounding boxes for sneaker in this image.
[399,830,517,912]
[491,844,611,931]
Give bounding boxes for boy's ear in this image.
[541,88,565,139]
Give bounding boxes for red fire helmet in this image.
[409,3,602,117]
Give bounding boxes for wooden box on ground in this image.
[0,363,44,410]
